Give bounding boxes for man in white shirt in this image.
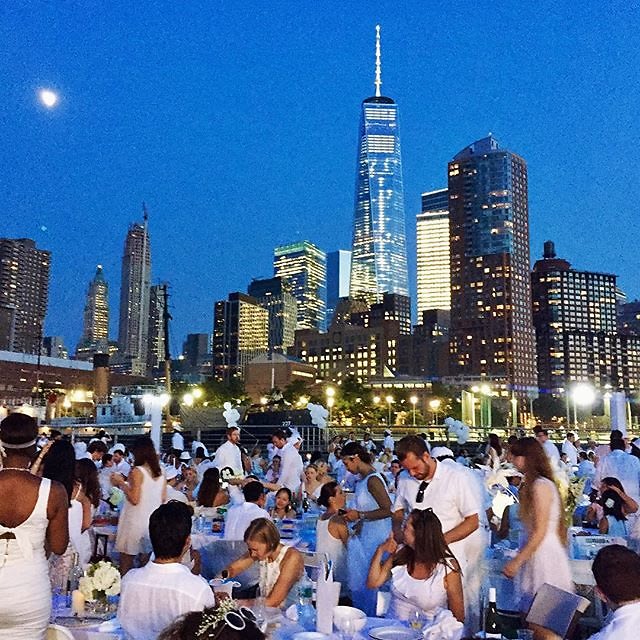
[393,435,483,634]
[561,432,579,466]
[213,427,243,475]
[111,444,131,477]
[171,425,184,454]
[224,481,271,540]
[587,544,640,639]
[594,438,640,500]
[264,428,302,495]
[535,428,560,466]
[164,466,189,503]
[118,501,214,640]
[382,429,395,453]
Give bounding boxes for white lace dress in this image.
[515,477,573,611]
[0,478,52,639]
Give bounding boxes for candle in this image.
[71,590,85,616]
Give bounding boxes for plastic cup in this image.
[209,578,240,602]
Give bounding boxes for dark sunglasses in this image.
[416,480,429,504]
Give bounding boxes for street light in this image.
[410,395,418,427]
[192,387,203,400]
[386,395,394,426]
[182,393,194,407]
[572,383,595,429]
[326,387,336,425]
[429,398,441,425]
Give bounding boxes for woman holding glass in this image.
[341,441,392,616]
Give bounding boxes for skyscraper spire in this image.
[375,24,382,98]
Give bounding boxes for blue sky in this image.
[2,2,639,354]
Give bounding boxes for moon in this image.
[39,89,59,108]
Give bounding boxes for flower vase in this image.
[88,593,110,615]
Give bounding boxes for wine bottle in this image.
[484,587,502,638]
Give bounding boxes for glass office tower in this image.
[349,26,409,304]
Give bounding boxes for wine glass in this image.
[409,609,427,630]
[253,585,266,632]
[335,616,355,640]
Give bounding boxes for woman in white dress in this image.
[225,518,304,608]
[367,508,464,623]
[503,437,573,612]
[316,481,349,591]
[341,442,392,616]
[112,435,166,575]
[0,413,69,639]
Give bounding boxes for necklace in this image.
[0,466,31,472]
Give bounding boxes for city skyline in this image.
[3,4,639,353]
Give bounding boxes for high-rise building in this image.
[182,333,210,369]
[273,241,326,331]
[350,292,411,336]
[147,284,166,371]
[117,210,151,376]
[416,188,450,316]
[0,238,50,354]
[448,135,537,397]
[247,276,297,353]
[349,25,409,304]
[43,336,68,359]
[531,241,640,393]
[213,292,269,382]
[326,250,351,328]
[76,265,109,357]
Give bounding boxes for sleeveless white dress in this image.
[115,465,165,555]
[515,477,573,611]
[348,471,392,616]
[316,517,347,588]
[390,562,449,620]
[0,477,52,639]
[259,544,303,608]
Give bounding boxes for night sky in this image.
[2,2,639,355]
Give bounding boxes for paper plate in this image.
[368,627,421,640]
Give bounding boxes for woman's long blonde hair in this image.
[510,437,566,542]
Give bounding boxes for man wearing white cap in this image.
[111,444,131,477]
[264,428,303,495]
[383,429,395,453]
[164,466,188,503]
[171,425,184,454]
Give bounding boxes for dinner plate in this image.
[368,626,421,640]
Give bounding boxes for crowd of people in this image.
[2,412,640,639]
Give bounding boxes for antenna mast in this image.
[375,24,382,98]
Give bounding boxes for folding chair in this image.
[525,583,590,639]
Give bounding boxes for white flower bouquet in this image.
[78,560,121,602]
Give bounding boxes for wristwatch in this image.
[359,511,366,520]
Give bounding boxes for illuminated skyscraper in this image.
[0,237,50,353]
[326,250,351,327]
[416,188,450,317]
[213,292,269,382]
[117,207,151,376]
[448,135,537,397]
[273,241,326,331]
[248,276,297,353]
[76,265,109,356]
[349,25,409,304]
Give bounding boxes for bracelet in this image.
[359,511,366,520]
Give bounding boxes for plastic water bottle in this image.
[296,572,316,630]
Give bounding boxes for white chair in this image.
[525,583,590,638]
[46,625,75,640]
